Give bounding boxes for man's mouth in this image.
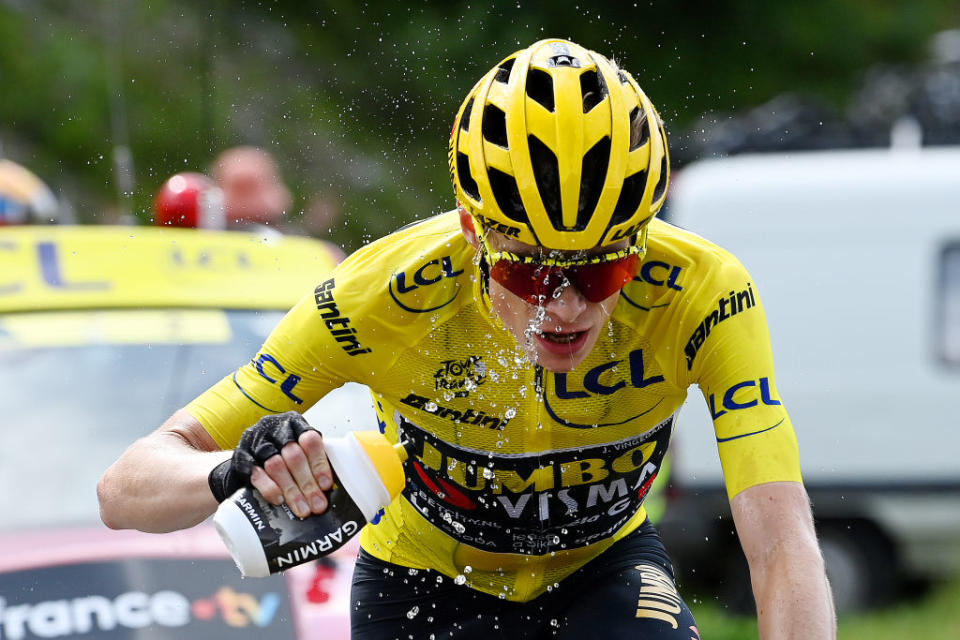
[533,329,590,355]
[540,330,585,344]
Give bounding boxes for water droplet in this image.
[424,402,438,412]
[504,407,517,419]
[406,606,420,619]
[454,574,467,585]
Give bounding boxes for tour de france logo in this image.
[433,355,486,399]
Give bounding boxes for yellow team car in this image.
[0,224,372,640]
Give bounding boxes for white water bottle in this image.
[213,430,406,577]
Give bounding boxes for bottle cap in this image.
[212,491,271,578]
[352,431,406,500]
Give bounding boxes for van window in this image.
[939,241,960,366]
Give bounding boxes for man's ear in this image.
[459,207,480,250]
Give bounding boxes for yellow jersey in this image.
[188,211,802,601]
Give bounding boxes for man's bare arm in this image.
[97,409,230,533]
[731,481,836,639]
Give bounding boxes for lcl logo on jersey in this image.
[619,260,684,311]
[546,349,666,428]
[634,260,683,291]
[246,352,304,406]
[554,349,664,399]
[388,256,463,313]
[708,376,781,419]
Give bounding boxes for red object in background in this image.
[306,559,338,604]
[154,172,226,229]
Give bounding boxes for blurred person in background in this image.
[0,157,65,225]
[99,39,834,639]
[212,145,292,231]
[152,150,346,260]
[209,145,346,259]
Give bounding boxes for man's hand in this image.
[208,411,333,518]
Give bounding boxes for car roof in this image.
[0,225,341,312]
[668,145,960,235]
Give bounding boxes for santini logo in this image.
[684,283,756,370]
[315,278,371,356]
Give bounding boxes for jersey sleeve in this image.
[187,246,400,449]
[684,254,803,499]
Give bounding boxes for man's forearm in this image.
[752,540,836,639]
[98,412,230,533]
[732,482,837,639]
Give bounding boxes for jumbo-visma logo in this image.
[0,586,282,638]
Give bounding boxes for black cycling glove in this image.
[208,411,316,502]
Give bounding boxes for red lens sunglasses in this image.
[481,234,644,305]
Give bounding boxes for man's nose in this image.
[544,279,587,321]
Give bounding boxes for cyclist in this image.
[99,39,836,639]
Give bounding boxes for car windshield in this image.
[0,308,372,532]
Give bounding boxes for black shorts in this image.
[350,520,700,640]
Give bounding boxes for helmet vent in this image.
[579,137,610,226]
[526,69,555,112]
[460,97,474,132]
[580,70,605,113]
[548,54,580,68]
[528,135,561,225]
[487,167,527,223]
[457,152,481,201]
[611,170,646,225]
[495,58,515,84]
[482,104,508,147]
[652,153,668,203]
[629,106,649,151]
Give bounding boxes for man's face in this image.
[483,231,628,373]
[214,148,291,225]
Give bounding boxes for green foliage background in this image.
[1,0,957,251]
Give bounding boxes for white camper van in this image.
[660,146,960,612]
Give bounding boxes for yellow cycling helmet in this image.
[449,38,669,251]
